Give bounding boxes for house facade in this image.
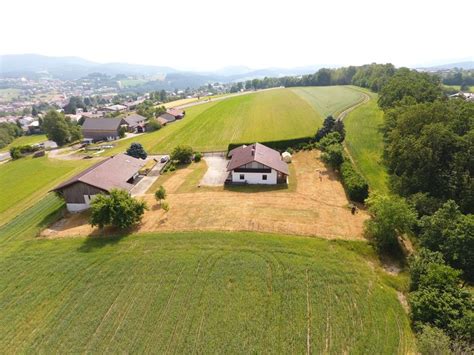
[123,114,147,133]
[53,154,145,212]
[226,143,289,185]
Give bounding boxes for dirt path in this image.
[42,151,369,240]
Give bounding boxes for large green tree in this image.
[90,189,147,230]
[419,201,474,281]
[42,110,81,146]
[378,68,443,110]
[384,100,474,213]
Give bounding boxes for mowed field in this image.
[0,196,415,353]
[344,91,389,193]
[290,86,366,118]
[104,86,365,155]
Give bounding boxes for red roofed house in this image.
[53,154,145,212]
[226,143,289,184]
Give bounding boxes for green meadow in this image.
[0,156,90,226]
[0,196,415,353]
[344,91,389,193]
[0,134,47,152]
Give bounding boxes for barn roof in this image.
[227,143,289,175]
[82,118,125,131]
[123,114,146,127]
[53,154,145,192]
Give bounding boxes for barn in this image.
[53,154,145,212]
[81,118,128,142]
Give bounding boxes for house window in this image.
[262,174,267,181]
[239,174,245,180]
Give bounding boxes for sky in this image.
[1,0,473,71]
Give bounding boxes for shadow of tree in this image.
[77,227,137,253]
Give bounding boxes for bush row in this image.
[340,161,369,203]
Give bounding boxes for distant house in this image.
[27,120,41,134]
[103,104,127,112]
[158,108,186,124]
[123,114,147,133]
[53,154,145,212]
[158,112,177,123]
[226,143,289,185]
[81,118,127,141]
[156,116,169,126]
[124,99,145,110]
[167,108,185,119]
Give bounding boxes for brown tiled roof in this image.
[53,154,145,192]
[159,112,176,122]
[227,143,289,175]
[157,117,168,125]
[82,118,126,131]
[167,108,184,117]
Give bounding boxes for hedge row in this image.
[340,161,369,203]
[227,136,313,154]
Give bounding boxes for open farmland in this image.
[0,156,91,226]
[344,91,389,193]
[0,196,415,353]
[290,86,366,117]
[104,87,365,156]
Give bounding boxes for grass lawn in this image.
[0,196,415,353]
[0,156,92,226]
[290,86,366,118]
[0,134,47,152]
[344,91,389,194]
[119,79,148,88]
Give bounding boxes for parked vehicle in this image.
[160,155,170,163]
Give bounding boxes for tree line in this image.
[362,68,473,352]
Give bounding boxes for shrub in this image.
[147,119,161,132]
[154,186,167,203]
[89,189,148,230]
[318,132,342,151]
[321,143,344,169]
[9,146,22,160]
[364,194,417,253]
[171,145,193,164]
[118,126,127,138]
[416,325,452,355]
[161,200,170,212]
[194,152,202,162]
[286,147,294,154]
[126,142,147,160]
[340,161,369,202]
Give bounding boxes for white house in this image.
[226,143,289,185]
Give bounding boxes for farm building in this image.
[167,108,185,119]
[227,143,289,185]
[158,112,177,123]
[53,154,145,212]
[123,114,147,133]
[81,117,127,141]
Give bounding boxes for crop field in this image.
[344,92,389,193]
[0,195,415,353]
[0,156,91,226]
[290,86,366,118]
[0,134,47,152]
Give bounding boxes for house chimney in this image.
[251,147,255,156]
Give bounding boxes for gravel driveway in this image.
[200,155,229,186]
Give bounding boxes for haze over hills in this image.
[1,54,473,89]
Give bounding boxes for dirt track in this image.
[42,151,368,240]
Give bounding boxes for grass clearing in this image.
[0,156,92,226]
[344,91,389,193]
[291,86,366,117]
[0,196,415,353]
[0,134,47,152]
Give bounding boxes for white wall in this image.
[66,203,90,212]
[231,169,277,184]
